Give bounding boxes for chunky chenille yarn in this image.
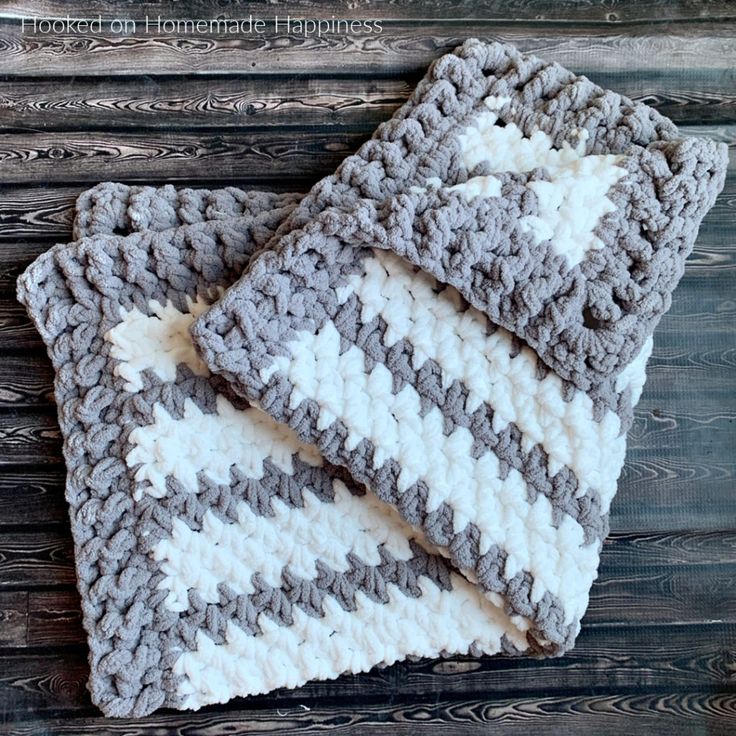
[17,39,727,718]
[23,196,535,716]
[191,38,726,660]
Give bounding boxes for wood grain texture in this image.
[0,530,74,588]
[0,77,414,131]
[5,693,736,736]
[4,694,736,736]
[0,22,734,76]
[0,410,62,465]
[0,131,365,185]
[0,3,734,731]
[0,354,54,407]
[0,468,68,527]
[4,0,736,23]
[1,69,733,132]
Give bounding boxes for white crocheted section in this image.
[329,249,630,511]
[126,396,322,500]
[616,335,653,404]
[153,479,418,611]
[174,573,525,710]
[106,298,211,391]
[108,305,529,708]
[263,318,600,622]
[453,95,628,267]
[106,299,530,707]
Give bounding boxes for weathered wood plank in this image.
[591,532,736,625]
[0,77,414,131]
[7,693,736,736]
[3,0,735,23]
[0,649,90,718]
[0,354,54,407]
[3,692,736,736]
[0,591,26,646]
[0,622,735,719]
[26,590,82,648]
[0,530,74,587]
[0,22,734,76]
[616,454,736,532]
[0,69,732,132]
[0,410,62,465]
[0,130,365,185]
[0,589,83,648]
[0,467,68,526]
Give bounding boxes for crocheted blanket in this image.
[17,39,727,719]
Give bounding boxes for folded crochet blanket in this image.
[24,191,532,717]
[191,39,726,655]
[17,38,726,719]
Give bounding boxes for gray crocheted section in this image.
[195,38,727,392]
[74,182,302,239]
[21,189,567,716]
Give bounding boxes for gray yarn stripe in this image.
[170,539,455,649]
[256,383,576,649]
[332,289,608,546]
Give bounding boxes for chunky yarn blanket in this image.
[17,39,727,718]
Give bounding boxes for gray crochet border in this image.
[73,182,303,240]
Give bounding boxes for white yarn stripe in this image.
[332,249,632,512]
[153,480,419,611]
[106,299,211,391]
[105,294,534,704]
[264,319,600,622]
[455,96,627,267]
[174,575,527,709]
[616,335,653,405]
[107,301,528,611]
[126,395,323,500]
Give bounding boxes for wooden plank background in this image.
[0,1,734,733]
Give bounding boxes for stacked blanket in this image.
[17,39,727,718]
